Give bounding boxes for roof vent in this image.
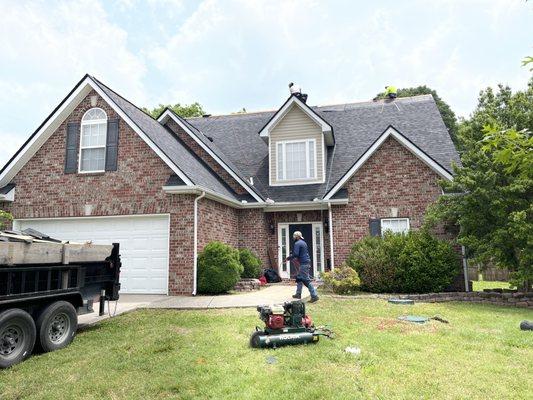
[202,114,211,118]
[206,136,214,142]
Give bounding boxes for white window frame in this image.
[380,218,410,236]
[276,138,317,182]
[78,107,107,173]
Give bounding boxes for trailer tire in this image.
[0,309,36,368]
[36,301,78,353]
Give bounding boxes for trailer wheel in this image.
[250,331,266,348]
[36,301,78,353]
[0,309,36,368]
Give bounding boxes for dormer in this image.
[259,95,334,186]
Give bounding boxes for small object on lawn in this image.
[266,355,277,364]
[345,346,361,355]
[431,316,449,324]
[388,298,415,305]
[520,321,533,331]
[398,315,429,324]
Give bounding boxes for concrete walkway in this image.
[78,284,305,327]
[149,284,304,309]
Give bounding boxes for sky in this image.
[1,0,532,166]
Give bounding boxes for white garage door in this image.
[14,215,170,294]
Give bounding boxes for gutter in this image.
[162,185,348,210]
[192,191,206,295]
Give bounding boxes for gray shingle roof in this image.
[91,77,241,201]
[187,95,460,202]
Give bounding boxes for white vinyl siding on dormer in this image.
[269,105,325,186]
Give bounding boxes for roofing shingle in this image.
[187,95,460,202]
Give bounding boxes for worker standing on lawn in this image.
[286,231,319,303]
[384,85,398,99]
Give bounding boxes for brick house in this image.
[0,75,461,295]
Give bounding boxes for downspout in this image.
[192,191,206,295]
[462,246,470,292]
[328,202,335,271]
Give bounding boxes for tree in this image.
[427,126,532,289]
[142,102,205,119]
[457,79,533,150]
[0,210,12,229]
[375,85,458,144]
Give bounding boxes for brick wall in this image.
[198,197,239,250]
[331,136,443,265]
[2,90,196,295]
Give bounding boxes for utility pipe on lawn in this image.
[328,202,335,271]
[192,191,206,295]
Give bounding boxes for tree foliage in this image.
[0,210,12,229]
[375,85,458,144]
[457,79,533,150]
[427,126,532,289]
[142,102,205,119]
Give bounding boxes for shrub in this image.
[321,264,361,294]
[239,248,262,278]
[346,233,403,293]
[0,210,12,229]
[347,230,460,293]
[197,241,243,294]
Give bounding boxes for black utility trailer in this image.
[0,231,121,368]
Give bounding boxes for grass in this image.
[1,298,532,400]
[473,280,512,291]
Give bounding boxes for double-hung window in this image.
[277,139,316,181]
[381,218,410,235]
[79,108,107,172]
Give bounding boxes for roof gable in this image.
[258,95,334,146]
[0,75,193,188]
[157,109,264,202]
[323,125,453,200]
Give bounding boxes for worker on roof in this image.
[288,82,308,103]
[384,85,398,99]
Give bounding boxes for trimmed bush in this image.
[239,248,262,279]
[197,241,243,294]
[347,230,460,293]
[321,264,361,294]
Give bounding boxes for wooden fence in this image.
[482,267,510,281]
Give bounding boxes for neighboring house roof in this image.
[187,95,460,202]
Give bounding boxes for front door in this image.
[278,222,324,279]
[288,224,313,278]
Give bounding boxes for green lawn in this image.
[473,280,512,291]
[1,298,532,400]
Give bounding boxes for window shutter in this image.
[369,219,381,237]
[105,118,119,171]
[64,122,80,173]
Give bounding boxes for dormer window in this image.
[277,139,316,181]
[79,108,107,172]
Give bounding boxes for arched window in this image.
[79,108,107,172]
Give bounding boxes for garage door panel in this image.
[14,215,169,294]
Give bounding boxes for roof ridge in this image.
[186,94,435,120]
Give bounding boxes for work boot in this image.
[292,294,301,299]
[309,296,319,303]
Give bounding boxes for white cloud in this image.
[0,0,147,166]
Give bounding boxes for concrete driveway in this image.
[78,284,305,327]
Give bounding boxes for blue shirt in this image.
[289,239,311,264]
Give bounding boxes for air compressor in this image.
[250,301,333,348]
